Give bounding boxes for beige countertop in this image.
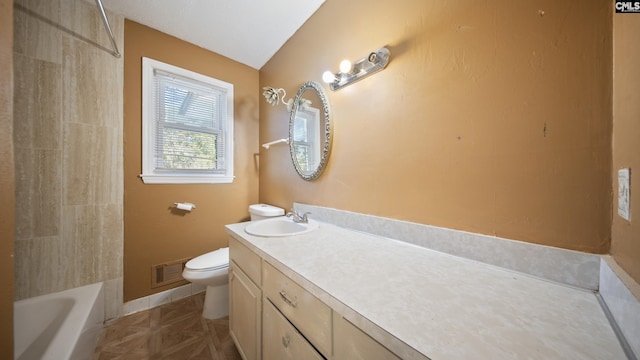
[226,220,627,360]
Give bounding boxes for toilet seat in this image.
[185,247,229,271]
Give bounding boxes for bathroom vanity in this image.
[226,219,628,360]
[229,234,398,360]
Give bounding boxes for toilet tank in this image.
[249,204,285,221]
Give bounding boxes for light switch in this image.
[618,168,631,221]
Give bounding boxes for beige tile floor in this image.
[93,293,241,360]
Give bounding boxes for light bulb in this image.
[339,59,352,73]
[322,70,336,83]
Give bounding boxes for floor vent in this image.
[152,258,190,288]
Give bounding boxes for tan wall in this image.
[260,1,612,253]
[0,0,13,356]
[123,21,260,301]
[612,14,640,283]
[13,0,124,318]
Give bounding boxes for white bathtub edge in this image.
[14,282,105,360]
[47,283,103,360]
[69,282,104,360]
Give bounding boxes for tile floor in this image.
[93,293,242,360]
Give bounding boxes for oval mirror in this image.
[289,81,332,181]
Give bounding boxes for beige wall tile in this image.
[13,0,124,303]
[63,204,123,285]
[13,53,62,150]
[59,0,102,44]
[15,0,62,20]
[14,236,72,300]
[13,0,62,64]
[104,276,123,321]
[14,148,61,240]
[63,123,121,205]
[62,38,121,127]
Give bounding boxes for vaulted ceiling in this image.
[101,0,325,69]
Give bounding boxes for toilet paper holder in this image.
[174,202,196,211]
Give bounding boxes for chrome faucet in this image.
[286,209,311,223]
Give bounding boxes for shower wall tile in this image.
[13,236,73,300]
[14,0,124,303]
[15,0,62,21]
[59,0,103,46]
[14,148,61,240]
[101,205,124,280]
[63,123,121,206]
[13,0,62,64]
[104,276,123,321]
[13,53,62,150]
[63,204,123,285]
[13,14,64,245]
[64,0,124,57]
[62,37,122,128]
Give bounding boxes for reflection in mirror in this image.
[289,81,332,181]
[292,102,319,171]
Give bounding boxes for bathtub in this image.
[14,283,105,360]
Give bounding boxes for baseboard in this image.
[122,283,206,316]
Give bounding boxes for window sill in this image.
[140,173,235,184]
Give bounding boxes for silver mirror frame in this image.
[289,81,333,181]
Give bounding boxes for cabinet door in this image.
[263,300,324,360]
[229,262,261,360]
[333,313,401,360]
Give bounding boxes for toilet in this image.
[182,203,284,319]
[247,203,285,220]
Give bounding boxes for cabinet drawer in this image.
[263,262,332,358]
[263,300,324,360]
[333,313,400,360]
[229,236,261,286]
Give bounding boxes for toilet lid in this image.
[185,247,229,271]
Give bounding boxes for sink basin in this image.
[245,217,319,237]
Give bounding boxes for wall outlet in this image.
[618,168,631,221]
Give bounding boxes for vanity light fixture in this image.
[322,47,391,91]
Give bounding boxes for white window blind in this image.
[141,58,234,184]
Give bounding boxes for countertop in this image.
[225,220,627,360]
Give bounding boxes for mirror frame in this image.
[289,81,333,181]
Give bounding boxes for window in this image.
[141,57,234,184]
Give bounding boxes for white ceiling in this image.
[101,0,325,69]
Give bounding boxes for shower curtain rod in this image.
[95,0,121,58]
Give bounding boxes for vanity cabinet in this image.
[229,235,401,360]
[229,238,262,360]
